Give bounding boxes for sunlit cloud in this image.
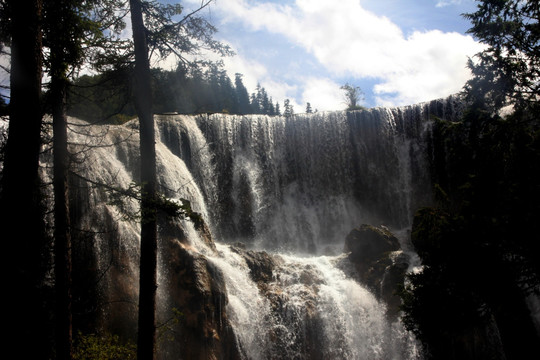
[301,77,345,112]
[215,0,485,107]
[436,0,466,8]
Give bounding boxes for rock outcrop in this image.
[343,224,409,319]
[160,236,241,360]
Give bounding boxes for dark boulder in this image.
[343,224,407,319]
[230,244,281,287]
[344,224,400,265]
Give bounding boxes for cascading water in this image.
[191,96,463,253]
[20,96,464,359]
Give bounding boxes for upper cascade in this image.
[152,94,464,252]
[0,95,465,359]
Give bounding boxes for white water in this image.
[32,98,463,359]
[184,220,422,360]
[152,102,460,358]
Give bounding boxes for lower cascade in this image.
[33,97,463,359]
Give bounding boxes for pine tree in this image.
[1,0,49,358]
[129,2,158,359]
[464,0,540,112]
[250,92,260,114]
[235,73,251,114]
[284,99,294,117]
[268,97,276,115]
[127,1,231,358]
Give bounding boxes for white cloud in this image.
[215,0,485,107]
[301,77,345,111]
[219,50,301,109]
[436,0,464,8]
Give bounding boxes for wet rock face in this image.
[343,224,408,319]
[230,244,280,286]
[344,224,401,265]
[161,238,241,360]
[158,219,241,360]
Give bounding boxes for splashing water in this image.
[32,98,464,359]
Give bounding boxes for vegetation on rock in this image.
[400,2,540,358]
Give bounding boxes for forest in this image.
[1,0,540,360]
[67,67,295,124]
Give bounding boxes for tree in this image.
[235,73,251,114]
[47,1,75,354]
[463,0,540,112]
[43,2,127,358]
[275,101,281,116]
[127,1,231,358]
[306,102,313,114]
[340,83,364,110]
[0,0,50,358]
[399,3,540,357]
[283,98,294,117]
[128,2,157,359]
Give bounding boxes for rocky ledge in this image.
[342,224,410,319]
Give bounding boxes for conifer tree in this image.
[127,1,231,358]
[283,98,294,117]
[0,0,49,358]
[464,0,540,112]
[235,73,251,114]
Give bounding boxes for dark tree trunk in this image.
[129,0,158,359]
[45,0,74,357]
[0,0,50,358]
[51,59,73,360]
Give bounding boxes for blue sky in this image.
[181,0,485,111]
[1,0,485,112]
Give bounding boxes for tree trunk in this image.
[45,0,74,357]
[129,1,158,359]
[51,58,73,360]
[0,0,50,358]
[0,0,51,358]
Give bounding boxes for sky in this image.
[180,0,486,111]
[0,0,486,112]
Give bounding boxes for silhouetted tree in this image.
[341,83,364,110]
[235,73,251,114]
[464,0,540,112]
[128,1,231,358]
[283,98,294,117]
[0,1,49,359]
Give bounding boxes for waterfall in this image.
[190,95,462,252]
[2,96,463,359]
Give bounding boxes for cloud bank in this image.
[214,0,484,108]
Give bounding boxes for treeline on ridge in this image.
[67,65,285,123]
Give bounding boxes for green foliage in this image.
[401,108,540,358]
[73,332,136,360]
[341,83,365,110]
[68,67,283,119]
[140,0,233,68]
[464,0,540,112]
[68,70,137,123]
[283,98,294,117]
[157,307,185,344]
[103,178,205,228]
